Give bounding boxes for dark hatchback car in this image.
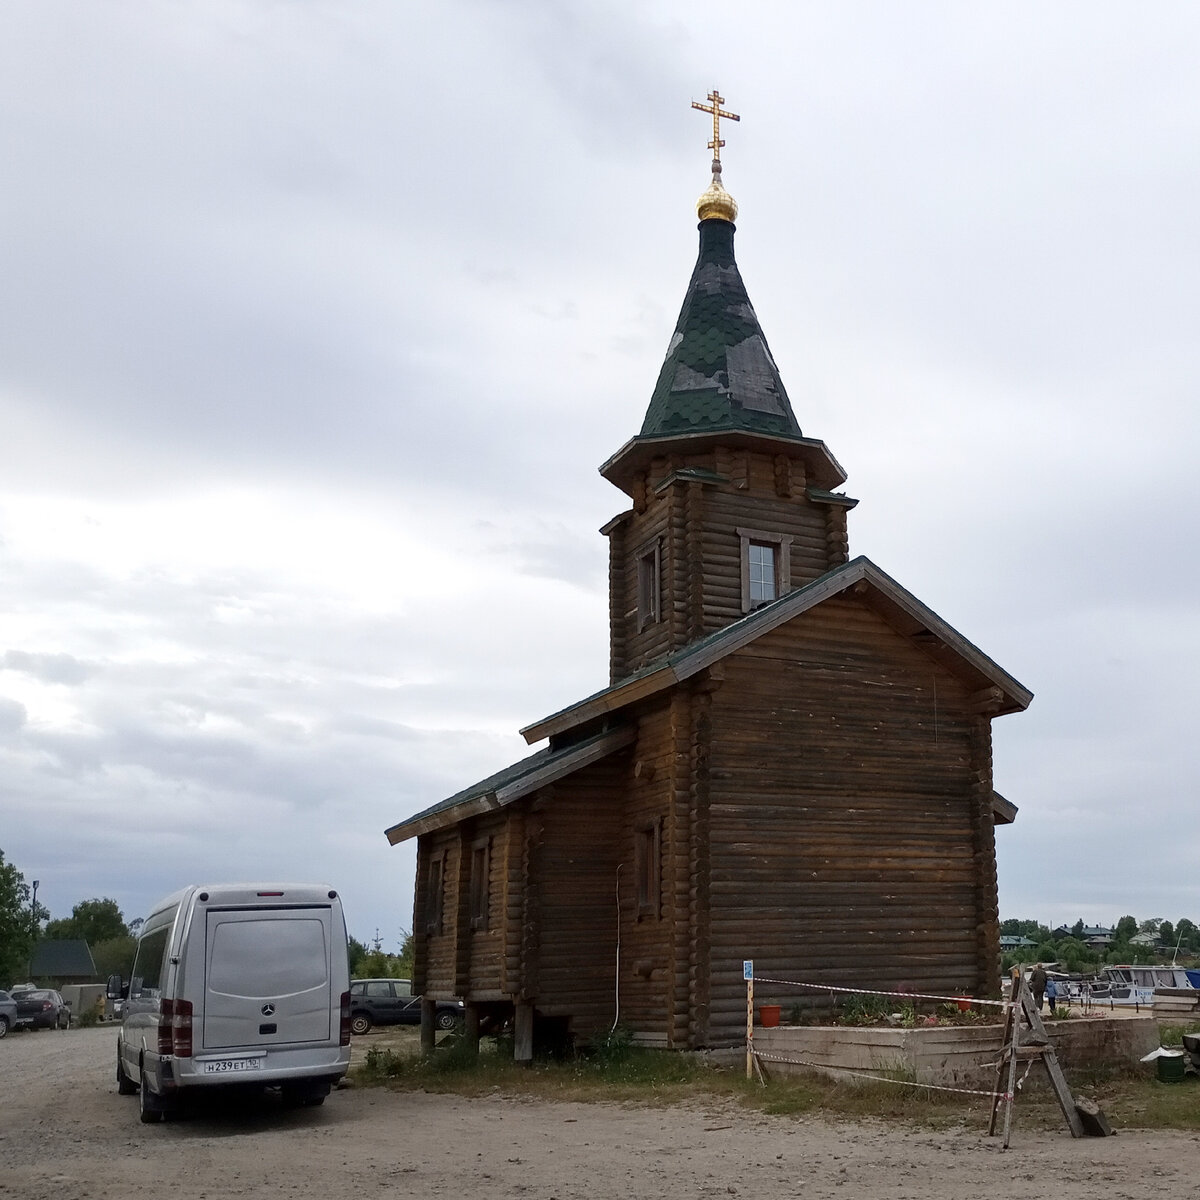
[11,988,71,1030]
[348,978,463,1034]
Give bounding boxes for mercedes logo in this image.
[261,1004,276,1017]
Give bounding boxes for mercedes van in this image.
[116,883,351,1122]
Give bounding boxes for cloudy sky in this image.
[2,1,1198,948]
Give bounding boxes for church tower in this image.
[601,92,856,683]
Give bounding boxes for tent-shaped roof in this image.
[600,217,847,495]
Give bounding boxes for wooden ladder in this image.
[988,975,1084,1147]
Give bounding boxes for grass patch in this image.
[351,1025,1200,1131]
[1159,1021,1200,1048]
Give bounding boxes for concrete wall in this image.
[754,1016,1160,1087]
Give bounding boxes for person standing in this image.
[1030,963,1047,1010]
[1046,975,1058,1014]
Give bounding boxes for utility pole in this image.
[29,879,39,980]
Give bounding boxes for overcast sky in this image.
[2,1,1198,950]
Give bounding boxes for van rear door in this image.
[202,906,334,1049]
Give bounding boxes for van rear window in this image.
[208,918,328,997]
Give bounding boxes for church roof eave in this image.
[600,429,847,496]
[383,726,636,844]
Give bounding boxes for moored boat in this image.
[1084,964,1196,1007]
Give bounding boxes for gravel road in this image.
[2,1024,1199,1199]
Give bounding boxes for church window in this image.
[469,839,491,932]
[637,542,661,630]
[748,542,775,605]
[425,854,444,935]
[635,820,661,920]
[737,527,793,612]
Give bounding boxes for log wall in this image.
[703,596,995,1045]
[607,448,845,680]
[523,754,627,1030]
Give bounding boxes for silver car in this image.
[0,989,18,1038]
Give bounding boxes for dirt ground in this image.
[2,1025,1199,1199]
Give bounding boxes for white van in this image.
[116,883,351,1123]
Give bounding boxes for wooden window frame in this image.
[737,527,793,612]
[635,819,662,921]
[425,853,445,936]
[636,540,662,631]
[469,837,491,932]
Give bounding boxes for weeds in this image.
[839,993,892,1025]
[350,1026,1200,1131]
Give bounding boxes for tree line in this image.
[3,846,414,986]
[1001,915,1200,974]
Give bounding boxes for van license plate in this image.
[203,1058,264,1074]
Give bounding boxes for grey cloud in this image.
[2,650,94,685]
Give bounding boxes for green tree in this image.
[1035,941,1058,964]
[44,897,129,945]
[1071,918,1084,939]
[90,935,137,983]
[1053,936,1088,972]
[1114,915,1138,943]
[1176,918,1198,951]
[0,849,35,985]
[1159,920,1176,951]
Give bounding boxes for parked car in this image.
[11,988,71,1031]
[0,989,17,1038]
[348,979,463,1034]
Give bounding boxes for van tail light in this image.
[158,998,194,1057]
[172,998,194,1058]
[157,999,173,1056]
[339,991,351,1046]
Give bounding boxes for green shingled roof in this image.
[640,219,801,440]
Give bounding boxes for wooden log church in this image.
[385,94,1031,1056]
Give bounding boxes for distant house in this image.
[1000,935,1037,950]
[1129,931,1160,948]
[1053,924,1113,950]
[30,939,96,986]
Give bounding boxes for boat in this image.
[1083,964,1197,1008]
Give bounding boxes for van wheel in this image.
[436,1010,460,1031]
[117,1052,138,1095]
[0,1015,8,1038]
[350,1013,372,1035]
[139,1072,164,1124]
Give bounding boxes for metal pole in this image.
[744,960,754,1080]
[29,880,39,979]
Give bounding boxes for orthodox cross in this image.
[691,89,740,161]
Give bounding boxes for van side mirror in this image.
[106,974,122,999]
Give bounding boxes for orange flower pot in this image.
[759,1004,782,1028]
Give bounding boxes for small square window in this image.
[748,542,776,606]
[737,528,793,613]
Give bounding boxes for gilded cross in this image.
[691,89,740,161]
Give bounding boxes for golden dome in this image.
[696,159,738,223]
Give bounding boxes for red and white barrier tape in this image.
[751,975,1011,1009]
